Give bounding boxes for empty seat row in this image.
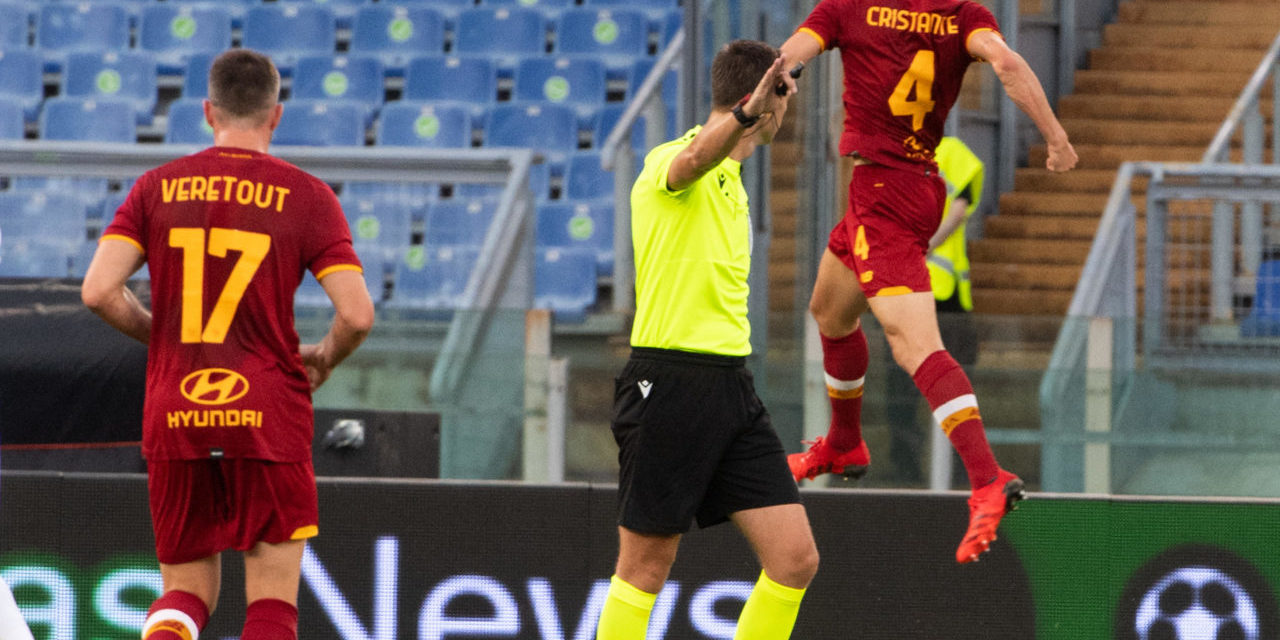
[2,4,679,75]
[166,98,651,152]
[1,49,675,131]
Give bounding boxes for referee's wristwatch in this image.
[732,96,761,128]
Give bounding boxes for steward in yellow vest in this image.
[927,136,985,312]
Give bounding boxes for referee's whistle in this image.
[774,62,806,96]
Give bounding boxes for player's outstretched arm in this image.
[779,28,824,69]
[968,30,1078,172]
[667,53,793,191]
[81,239,150,344]
[301,269,374,390]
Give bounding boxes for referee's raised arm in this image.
[665,51,793,191]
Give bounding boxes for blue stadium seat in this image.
[564,151,617,200]
[36,4,131,71]
[629,57,677,109]
[0,190,88,251]
[39,97,136,143]
[377,101,473,149]
[292,55,386,124]
[8,177,109,203]
[0,245,69,278]
[242,5,337,75]
[164,97,213,145]
[382,0,478,11]
[484,102,580,158]
[168,0,259,24]
[454,160,554,201]
[389,245,479,312]
[593,103,657,151]
[0,3,31,49]
[0,49,41,122]
[349,5,447,75]
[1242,260,1280,337]
[536,199,614,275]
[659,8,681,49]
[424,199,495,247]
[555,8,650,65]
[534,246,597,322]
[403,55,497,115]
[182,51,216,98]
[138,4,234,75]
[454,8,548,60]
[280,0,365,29]
[0,97,23,140]
[585,0,679,8]
[62,51,159,126]
[273,100,367,147]
[342,182,440,210]
[514,56,608,116]
[482,0,573,16]
[344,195,416,262]
[93,190,130,230]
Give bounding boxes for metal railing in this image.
[599,28,683,314]
[1034,163,1280,492]
[1202,32,1280,322]
[1035,27,1280,493]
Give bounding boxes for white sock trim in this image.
[823,372,864,391]
[142,609,199,640]
[931,393,978,426]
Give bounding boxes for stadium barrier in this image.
[3,473,1279,639]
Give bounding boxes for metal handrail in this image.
[600,30,683,173]
[1202,31,1280,164]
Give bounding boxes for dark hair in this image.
[710,39,779,109]
[208,49,279,121]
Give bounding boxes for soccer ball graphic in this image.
[1135,566,1258,640]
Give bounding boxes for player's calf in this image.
[142,590,208,640]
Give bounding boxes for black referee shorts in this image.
[610,347,801,535]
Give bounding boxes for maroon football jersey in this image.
[103,147,360,462]
[798,0,1000,171]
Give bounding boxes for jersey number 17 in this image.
[169,227,271,344]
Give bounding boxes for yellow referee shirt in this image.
[629,126,753,356]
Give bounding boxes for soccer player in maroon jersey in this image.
[778,1,1078,563]
[82,49,374,639]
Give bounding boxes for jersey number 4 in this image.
[888,50,936,131]
[169,227,271,344]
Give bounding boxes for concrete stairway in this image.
[970,0,1277,315]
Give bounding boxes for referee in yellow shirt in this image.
[596,41,818,640]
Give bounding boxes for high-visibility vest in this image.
[928,136,984,311]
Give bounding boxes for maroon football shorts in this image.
[148,458,318,565]
[827,162,947,298]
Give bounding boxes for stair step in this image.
[971,263,1082,290]
[995,192,1216,218]
[984,215,1103,240]
[1088,47,1270,73]
[1013,168,1133,193]
[1103,23,1279,49]
[1028,143,1207,169]
[972,289,1073,316]
[1062,118,1220,146]
[1117,1,1280,26]
[997,192,1111,217]
[1073,70,1250,98]
[970,239,1092,265]
[971,263,1209,293]
[1059,94,1236,122]
[983,213,1211,241]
